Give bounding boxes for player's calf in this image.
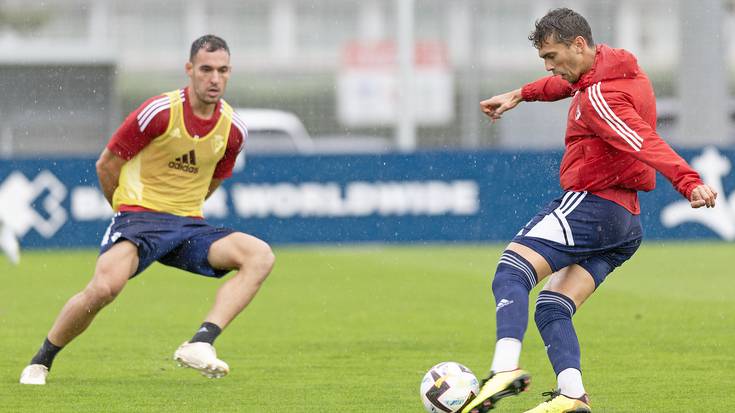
[459,251,537,412]
[535,291,587,399]
[492,250,537,348]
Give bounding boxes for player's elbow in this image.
[95,150,126,179]
[95,155,113,179]
[95,158,106,178]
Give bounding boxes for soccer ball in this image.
[420,361,480,413]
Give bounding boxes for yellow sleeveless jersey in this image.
[112,90,233,217]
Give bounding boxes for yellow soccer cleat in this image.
[460,369,531,413]
[524,390,591,413]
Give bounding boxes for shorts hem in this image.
[511,237,560,273]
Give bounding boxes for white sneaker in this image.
[0,222,20,265]
[19,364,49,385]
[173,341,229,378]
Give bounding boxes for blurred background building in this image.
[0,0,733,155]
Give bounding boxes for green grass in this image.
[0,243,733,412]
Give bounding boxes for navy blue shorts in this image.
[99,211,236,278]
[511,191,642,287]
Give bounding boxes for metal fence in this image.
[0,0,733,154]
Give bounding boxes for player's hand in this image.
[689,184,718,208]
[480,88,523,122]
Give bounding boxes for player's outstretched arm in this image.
[689,184,718,208]
[480,88,523,122]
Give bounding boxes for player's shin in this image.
[534,291,586,398]
[491,250,538,372]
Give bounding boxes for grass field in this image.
[1,243,733,412]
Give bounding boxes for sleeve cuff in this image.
[521,84,536,102]
[106,143,134,160]
[683,180,703,200]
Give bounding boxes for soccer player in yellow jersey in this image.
[20,35,275,385]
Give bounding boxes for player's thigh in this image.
[88,240,139,295]
[506,241,554,281]
[207,232,274,271]
[541,264,596,309]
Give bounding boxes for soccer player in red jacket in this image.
[462,8,717,413]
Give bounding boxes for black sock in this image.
[30,337,63,370]
[190,322,222,345]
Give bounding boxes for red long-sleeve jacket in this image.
[521,44,702,214]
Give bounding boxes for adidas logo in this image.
[496,298,514,312]
[168,150,199,174]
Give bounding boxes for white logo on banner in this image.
[71,186,113,220]
[0,167,481,242]
[660,146,735,240]
[203,188,229,218]
[73,185,229,220]
[230,180,479,218]
[0,170,68,238]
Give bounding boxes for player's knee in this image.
[83,281,121,308]
[234,237,275,279]
[85,264,126,307]
[253,241,276,278]
[492,250,537,293]
[534,290,576,330]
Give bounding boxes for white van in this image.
[235,109,316,154]
[235,108,394,154]
[233,108,394,170]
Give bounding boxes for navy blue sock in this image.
[492,250,538,341]
[30,337,63,370]
[190,322,222,345]
[535,291,580,375]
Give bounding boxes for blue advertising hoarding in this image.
[1,147,733,249]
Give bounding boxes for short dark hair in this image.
[528,8,594,49]
[189,34,230,61]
